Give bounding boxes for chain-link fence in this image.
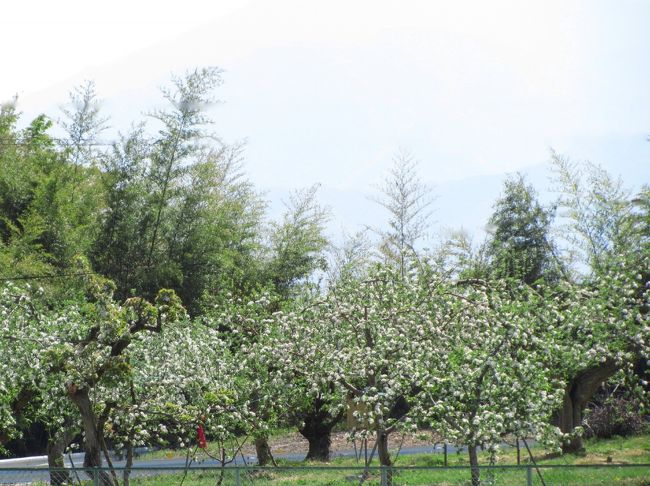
[0,463,648,485]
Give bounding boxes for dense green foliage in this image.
[0,69,647,486]
[0,106,101,301]
[486,174,558,284]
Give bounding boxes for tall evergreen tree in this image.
[486,174,558,284]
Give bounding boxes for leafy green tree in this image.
[174,144,265,309]
[265,184,329,299]
[92,69,264,314]
[0,104,53,279]
[550,153,649,452]
[92,68,221,305]
[551,152,634,276]
[0,102,102,299]
[91,127,151,301]
[486,174,559,285]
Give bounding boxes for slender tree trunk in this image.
[558,360,618,453]
[376,430,393,486]
[123,442,134,486]
[468,444,480,486]
[376,431,392,467]
[516,438,521,466]
[124,380,137,486]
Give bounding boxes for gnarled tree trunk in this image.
[559,359,618,453]
[254,436,272,466]
[298,396,343,462]
[68,386,114,485]
[298,409,333,462]
[47,425,76,486]
[302,432,331,462]
[47,440,71,486]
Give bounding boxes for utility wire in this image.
[0,272,95,282]
[0,138,117,147]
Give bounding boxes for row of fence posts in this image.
[87,468,245,486]
[81,465,535,486]
[376,465,536,486]
[75,437,536,486]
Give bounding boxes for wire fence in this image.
[0,464,648,486]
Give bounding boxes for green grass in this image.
[62,435,648,485]
[120,463,650,486]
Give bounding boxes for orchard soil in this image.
[238,431,440,458]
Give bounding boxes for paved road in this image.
[0,442,503,484]
[0,442,464,467]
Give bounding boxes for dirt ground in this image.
[240,430,440,458]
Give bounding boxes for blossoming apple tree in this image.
[261,265,436,473]
[0,269,256,486]
[418,279,565,486]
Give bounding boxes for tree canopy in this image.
[0,69,647,486]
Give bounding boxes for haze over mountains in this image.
[5,0,649,243]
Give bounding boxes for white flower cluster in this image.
[0,258,647,466]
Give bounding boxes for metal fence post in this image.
[526,465,533,486]
[380,466,387,486]
[93,467,99,486]
[235,466,241,486]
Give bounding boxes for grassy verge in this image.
[100,434,650,485]
[123,463,650,486]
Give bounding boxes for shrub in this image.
[583,398,645,439]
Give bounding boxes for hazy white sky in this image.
[2,0,648,237]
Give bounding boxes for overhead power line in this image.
[0,137,117,147]
[0,272,95,282]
